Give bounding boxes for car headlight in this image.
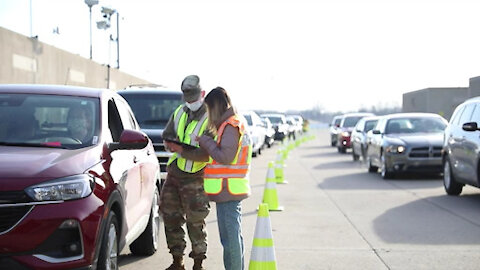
[341,131,350,137]
[386,145,406,154]
[25,174,94,202]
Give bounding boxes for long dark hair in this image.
[204,87,232,135]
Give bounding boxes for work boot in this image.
[165,255,185,270]
[192,259,205,270]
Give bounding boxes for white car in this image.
[240,110,266,157]
[262,117,275,148]
[286,116,302,139]
[288,114,304,134]
[261,113,289,141]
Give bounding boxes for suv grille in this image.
[0,205,33,234]
[0,191,32,204]
[409,146,442,158]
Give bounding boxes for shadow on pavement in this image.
[313,160,364,170]
[373,193,480,245]
[302,151,347,158]
[319,172,442,191]
[119,254,148,267]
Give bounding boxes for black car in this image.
[118,85,184,180]
[443,97,480,195]
[367,113,447,179]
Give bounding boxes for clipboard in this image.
[164,138,198,150]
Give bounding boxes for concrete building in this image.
[0,27,151,89]
[402,87,469,120]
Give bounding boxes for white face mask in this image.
[185,98,203,112]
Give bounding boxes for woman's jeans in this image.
[216,200,244,270]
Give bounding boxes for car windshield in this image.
[120,93,183,129]
[265,116,282,124]
[364,120,378,132]
[0,93,99,149]
[343,116,363,127]
[385,117,446,134]
[334,118,341,126]
[242,114,253,126]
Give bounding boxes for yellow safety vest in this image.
[204,115,252,195]
[167,105,209,173]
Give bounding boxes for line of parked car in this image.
[0,83,308,270]
[330,97,480,198]
[240,111,305,157]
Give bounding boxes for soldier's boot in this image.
[192,259,204,270]
[166,255,185,270]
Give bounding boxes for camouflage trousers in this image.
[159,171,210,259]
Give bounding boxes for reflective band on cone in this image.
[275,150,285,166]
[263,161,284,211]
[274,161,287,184]
[249,203,277,270]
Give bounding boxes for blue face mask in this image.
[185,98,203,112]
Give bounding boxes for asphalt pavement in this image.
[120,128,480,270]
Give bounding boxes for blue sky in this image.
[1,0,480,113]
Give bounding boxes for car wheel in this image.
[361,146,367,162]
[331,136,337,146]
[352,147,359,161]
[380,153,394,179]
[258,147,262,155]
[367,157,378,173]
[98,211,119,270]
[130,184,161,255]
[443,158,463,195]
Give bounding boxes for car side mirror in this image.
[462,122,479,132]
[335,124,340,128]
[372,130,381,135]
[108,129,149,151]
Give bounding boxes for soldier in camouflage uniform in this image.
[161,75,211,270]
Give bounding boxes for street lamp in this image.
[96,6,120,69]
[84,0,99,59]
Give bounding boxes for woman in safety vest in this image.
[196,87,252,270]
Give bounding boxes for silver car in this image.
[351,116,379,161]
[367,113,448,179]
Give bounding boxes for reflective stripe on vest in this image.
[204,115,252,195]
[167,105,209,173]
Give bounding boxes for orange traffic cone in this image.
[262,161,284,211]
[249,203,277,270]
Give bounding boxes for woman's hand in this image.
[170,143,183,154]
[164,141,183,154]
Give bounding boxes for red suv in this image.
[0,84,161,269]
[336,113,374,153]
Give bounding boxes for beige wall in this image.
[0,27,150,89]
[402,88,469,120]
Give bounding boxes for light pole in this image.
[84,0,99,60]
[97,6,120,69]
